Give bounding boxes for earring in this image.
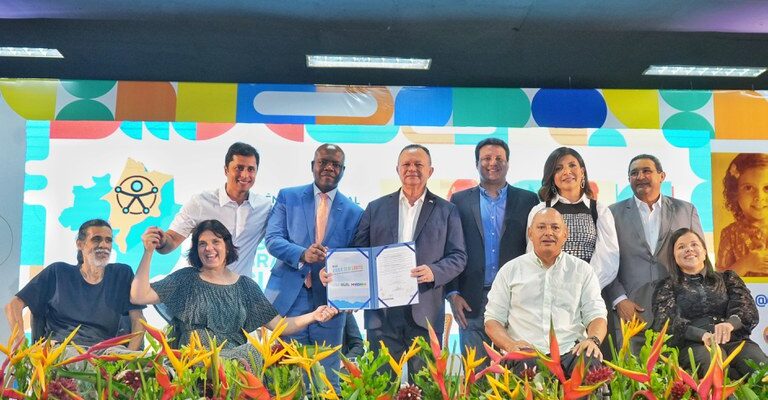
[551,185,558,195]
[580,179,585,189]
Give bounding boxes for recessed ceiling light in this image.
[0,47,63,58]
[307,55,430,70]
[643,64,765,78]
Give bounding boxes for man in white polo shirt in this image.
[485,207,607,374]
[146,142,271,277]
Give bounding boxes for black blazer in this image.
[446,184,539,319]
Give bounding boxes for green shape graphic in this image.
[453,88,530,127]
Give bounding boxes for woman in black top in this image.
[652,227,767,377]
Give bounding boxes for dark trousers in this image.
[367,305,433,382]
[678,339,768,379]
[284,286,344,392]
[458,288,492,368]
[510,350,601,377]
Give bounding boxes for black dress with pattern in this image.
[651,270,758,347]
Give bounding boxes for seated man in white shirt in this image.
[484,207,607,374]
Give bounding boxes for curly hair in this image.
[722,153,768,220]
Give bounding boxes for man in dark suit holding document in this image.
[351,144,466,378]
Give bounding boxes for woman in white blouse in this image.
[526,147,619,288]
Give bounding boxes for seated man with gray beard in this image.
[4,219,145,349]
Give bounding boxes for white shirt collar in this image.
[399,189,427,206]
[633,194,663,211]
[551,192,591,207]
[219,184,258,208]
[533,251,565,269]
[313,184,337,203]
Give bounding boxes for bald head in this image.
[531,208,565,226]
[528,208,568,265]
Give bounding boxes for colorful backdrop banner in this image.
[1,78,767,139]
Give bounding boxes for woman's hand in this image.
[312,305,339,323]
[712,322,734,344]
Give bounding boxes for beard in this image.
[85,250,111,268]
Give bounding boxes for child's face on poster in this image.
[737,166,768,223]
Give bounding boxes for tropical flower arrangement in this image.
[0,317,766,399]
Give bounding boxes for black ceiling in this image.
[3,0,768,89]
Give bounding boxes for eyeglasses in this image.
[316,160,344,170]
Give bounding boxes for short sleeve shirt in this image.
[16,262,144,346]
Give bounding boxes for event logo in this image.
[103,158,172,252]
[756,294,768,307]
[114,175,159,215]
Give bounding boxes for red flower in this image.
[584,366,613,385]
[237,370,270,400]
[669,381,689,400]
[154,363,184,400]
[47,377,80,400]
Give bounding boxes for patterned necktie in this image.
[306,193,329,289]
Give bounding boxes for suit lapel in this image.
[323,192,345,245]
[413,190,436,241]
[470,187,484,242]
[655,196,674,257]
[387,191,401,243]
[626,198,652,254]
[500,184,516,239]
[301,185,316,243]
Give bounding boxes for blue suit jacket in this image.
[353,189,467,334]
[264,184,363,319]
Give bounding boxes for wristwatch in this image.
[587,336,601,346]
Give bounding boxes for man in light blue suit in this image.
[264,144,363,389]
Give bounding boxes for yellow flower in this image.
[383,339,420,381]
[0,325,22,358]
[317,372,340,400]
[486,367,514,398]
[462,345,486,388]
[244,317,289,374]
[27,327,80,390]
[619,315,647,358]
[281,341,340,375]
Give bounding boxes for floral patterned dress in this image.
[717,220,768,276]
